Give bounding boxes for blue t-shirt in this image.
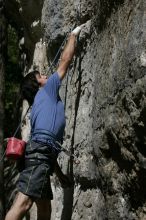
[30,72,65,143]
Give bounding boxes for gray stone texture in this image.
[4,0,146,219]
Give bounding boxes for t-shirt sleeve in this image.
[43,72,61,99]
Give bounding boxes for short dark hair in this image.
[20,70,40,105]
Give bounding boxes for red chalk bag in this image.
[6,137,26,160]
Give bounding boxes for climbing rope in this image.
[1,7,83,162]
[75,1,81,26]
[47,0,82,75]
[49,3,83,163]
[47,33,69,75]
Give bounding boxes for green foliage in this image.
[6,25,22,82]
[5,25,22,137]
[8,26,19,63]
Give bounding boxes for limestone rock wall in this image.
[5,0,146,219]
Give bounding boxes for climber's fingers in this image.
[71,22,87,36]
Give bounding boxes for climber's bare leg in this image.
[5,192,33,220]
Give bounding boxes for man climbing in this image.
[5,23,86,220]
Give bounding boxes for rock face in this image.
[5,0,146,219]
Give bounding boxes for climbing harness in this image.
[0,107,30,162]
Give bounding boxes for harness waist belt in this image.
[31,129,59,143]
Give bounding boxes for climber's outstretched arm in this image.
[57,24,85,80]
[57,34,76,80]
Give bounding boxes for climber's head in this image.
[20,70,47,105]
[35,72,48,87]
